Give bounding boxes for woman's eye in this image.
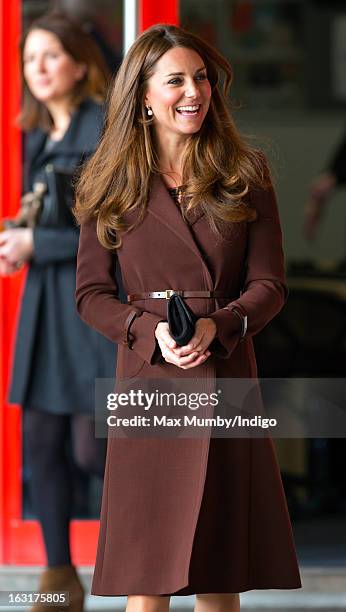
[168,74,207,85]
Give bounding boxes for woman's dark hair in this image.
[19,12,109,132]
[74,23,271,249]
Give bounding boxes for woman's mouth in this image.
[175,104,201,117]
[34,80,51,86]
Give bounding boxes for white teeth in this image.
[176,105,200,111]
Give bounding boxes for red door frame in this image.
[0,0,178,565]
[139,1,179,31]
[0,0,23,565]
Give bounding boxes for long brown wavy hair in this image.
[19,13,109,132]
[74,23,271,250]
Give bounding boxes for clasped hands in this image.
[0,228,34,276]
[155,317,217,369]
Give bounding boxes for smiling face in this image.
[23,28,86,104]
[144,46,212,142]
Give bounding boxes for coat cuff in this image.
[208,308,243,359]
[128,312,166,365]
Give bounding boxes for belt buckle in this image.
[165,289,175,299]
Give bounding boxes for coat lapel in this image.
[26,129,46,162]
[28,98,102,169]
[147,173,214,289]
[51,98,102,157]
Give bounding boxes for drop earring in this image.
[146,105,153,116]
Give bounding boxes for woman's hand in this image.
[155,318,216,369]
[0,228,34,267]
[0,258,22,276]
[303,172,336,241]
[309,172,336,201]
[155,321,210,369]
[173,317,217,357]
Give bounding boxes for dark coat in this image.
[76,168,302,595]
[8,98,116,414]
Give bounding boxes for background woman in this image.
[74,23,301,612]
[303,130,346,240]
[0,14,115,612]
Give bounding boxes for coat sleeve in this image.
[326,131,346,185]
[32,227,80,264]
[75,216,165,365]
[209,163,288,359]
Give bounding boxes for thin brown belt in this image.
[127,290,229,303]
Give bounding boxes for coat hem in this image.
[90,580,302,597]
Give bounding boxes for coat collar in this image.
[26,97,104,167]
[147,173,213,290]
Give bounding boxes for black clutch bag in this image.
[167,294,197,346]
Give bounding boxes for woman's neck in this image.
[153,129,189,187]
[45,97,77,141]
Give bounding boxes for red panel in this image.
[139,0,179,32]
[7,520,99,565]
[0,0,22,564]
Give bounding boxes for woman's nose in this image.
[184,79,199,98]
[33,56,46,73]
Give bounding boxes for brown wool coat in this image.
[75,169,302,596]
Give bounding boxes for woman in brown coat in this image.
[74,23,302,612]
